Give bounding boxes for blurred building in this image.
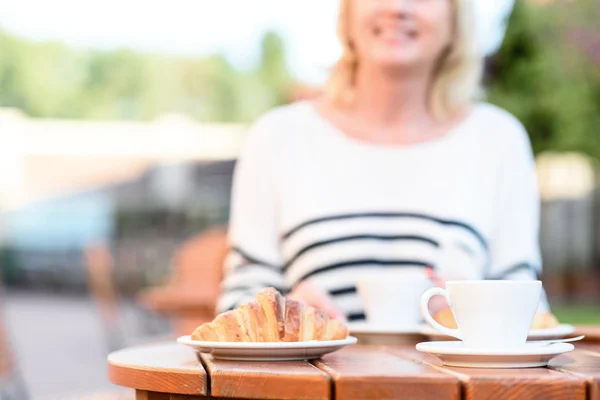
[0,109,245,209]
[0,108,242,289]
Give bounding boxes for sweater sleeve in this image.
[486,115,550,312]
[216,113,287,313]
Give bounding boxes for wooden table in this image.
[109,334,600,400]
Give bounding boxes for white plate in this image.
[348,322,424,345]
[177,335,357,361]
[348,322,422,335]
[416,341,574,368]
[419,324,576,340]
[529,324,576,339]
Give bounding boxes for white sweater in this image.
[217,101,548,319]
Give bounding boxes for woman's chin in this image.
[371,58,423,73]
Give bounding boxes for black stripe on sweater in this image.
[282,212,487,249]
[347,312,366,322]
[230,246,280,272]
[283,234,439,272]
[231,262,284,275]
[328,286,358,296]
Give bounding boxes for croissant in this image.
[531,312,560,330]
[191,288,349,342]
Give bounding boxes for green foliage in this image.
[487,0,600,159]
[552,303,600,324]
[0,29,294,122]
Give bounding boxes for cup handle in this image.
[420,287,462,340]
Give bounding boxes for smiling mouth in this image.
[373,26,418,41]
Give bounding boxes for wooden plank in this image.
[576,343,600,352]
[108,342,207,396]
[389,345,587,400]
[200,354,330,400]
[548,346,600,400]
[313,345,460,400]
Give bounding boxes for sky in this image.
[0,0,514,84]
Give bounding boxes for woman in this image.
[217,0,554,323]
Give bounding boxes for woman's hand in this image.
[425,267,450,315]
[288,280,347,321]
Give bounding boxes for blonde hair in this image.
[325,0,482,120]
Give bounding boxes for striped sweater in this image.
[217,101,549,319]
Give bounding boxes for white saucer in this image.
[347,322,424,345]
[419,324,576,340]
[416,341,574,368]
[177,335,357,361]
[348,322,422,335]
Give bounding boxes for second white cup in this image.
[358,270,432,330]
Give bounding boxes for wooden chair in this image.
[138,226,228,336]
[0,279,29,400]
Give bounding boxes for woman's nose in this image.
[385,0,414,17]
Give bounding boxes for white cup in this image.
[358,271,432,330]
[420,280,542,349]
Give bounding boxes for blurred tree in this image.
[235,31,294,122]
[179,55,240,122]
[136,55,181,120]
[0,32,85,118]
[0,29,294,123]
[0,31,28,110]
[487,0,600,159]
[82,49,148,119]
[258,31,292,104]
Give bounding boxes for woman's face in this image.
[348,0,454,70]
